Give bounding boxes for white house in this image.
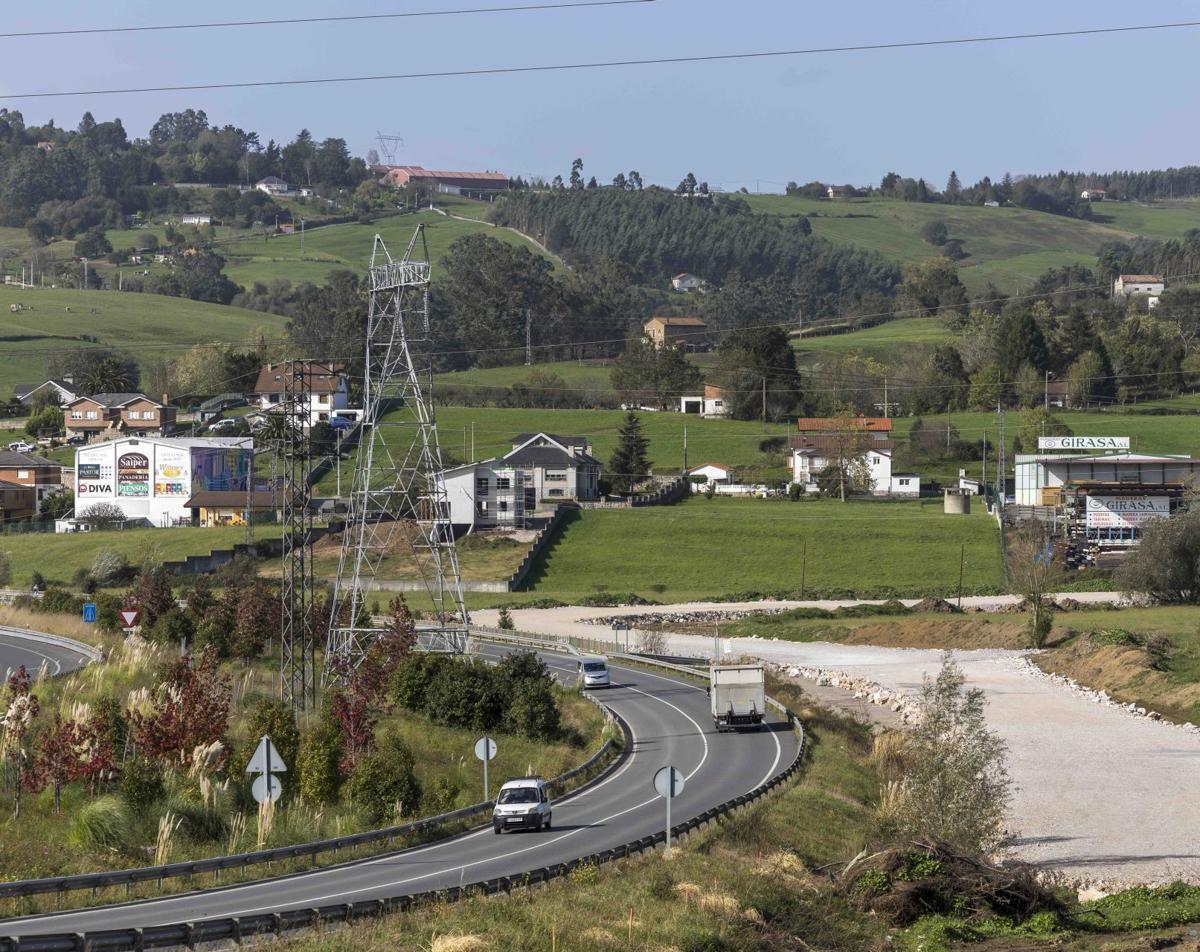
[827,185,851,199]
[671,273,708,293]
[181,214,212,226]
[256,176,289,196]
[1113,274,1165,298]
[957,470,984,495]
[1081,188,1106,201]
[686,462,732,485]
[75,436,253,527]
[252,362,349,428]
[679,385,731,419]
[789,421,919,497]
[441,462,526,533]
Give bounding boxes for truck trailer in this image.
[709,664,766,731]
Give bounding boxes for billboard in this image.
[153,445,190,496]
[75,448,114,499]
[1085,495,1170,529]
[116,452,150,497]
[1038,436,1130,451]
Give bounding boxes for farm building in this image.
[679,385,730,419]
[255,176,289,196]
[686,462,732,484]
[1081,188,1106,201]
[644,316,707,349]
[74,437,253,528]
[671,273,709,293]
[377,165,509,198]
[1113,274,1165,298]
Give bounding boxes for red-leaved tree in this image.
[33,715,83,813]
[131,647,231,769]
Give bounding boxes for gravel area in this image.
[476,599,1200,888]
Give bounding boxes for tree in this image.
[74,227,112,258]
[1,666,39,818]
[130,648,230,768]
[297,715,343,804]
[608,411,651,494]
[968,362,1004,410]
[380,595,417,656]
[569,158,584,190]
[33,715,83,813]
[240,699,299,796]
[945,170,962,201]
[712,324,802,421]
[676,172,698,197]
[232,578,277,660]
[816,405,876,502]
[919,220,948,246]
[1116,508,1200,603]
[1017,407,1070,449]
[132,565,176,630]
[609,338,702,410]
[0,552,10,589]
[995,311,1049,379]
[888,657,1011,854]
[898,258,969,321]
[506,679,560,740]
[345,731,422,824]
[1066,351,1105,408]
[1008,523,1062,647]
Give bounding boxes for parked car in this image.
[66,434,87,446]
[7,440,34,453]
[578,657,611,689]
[492,777,552,833]
[209,418,239,431]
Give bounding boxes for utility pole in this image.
[524,308,532,366]
[957,543,965,609]
[982,430,988,494]
[883,377,889,419]
[682,423,688,473]
[761,376,767,423]
[996,404,1006,511]
[1044,370,1052,410]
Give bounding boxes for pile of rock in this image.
[1012,657,1200,732]
[768,662,925,725]
[582,609,786,628]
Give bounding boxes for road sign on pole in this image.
[119,609,140,629]
[82,602,97,624]
[653,766,685,855]
[246,734,287,805]
[475,736,497,801]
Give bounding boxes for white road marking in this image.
[0,636,63,675]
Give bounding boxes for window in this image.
[899,479,911,486]
[16,470,28,479]
[546,471,567,482]
[548,489,564,497]
[872,457,880,465]
[71,411,82,420]
[499,500,508,512]
[127,411,140,420]
[475,477,489,496]
[143,410,155,419]
[496,477,511,490]
[85,410,98,420]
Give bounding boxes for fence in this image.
[0,640,803,951]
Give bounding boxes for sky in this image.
[2,0,1198,192]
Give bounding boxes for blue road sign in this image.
[82,602,97,624]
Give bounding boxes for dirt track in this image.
[476,599,1200,887]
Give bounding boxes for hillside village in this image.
[4,18,1200,948]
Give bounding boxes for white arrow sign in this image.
[245,735,287,775]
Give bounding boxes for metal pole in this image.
[800,540,807,597]
[665,786,672,856]
[483,752,489,803]
[682,423,687,474]
[957,543,965,608]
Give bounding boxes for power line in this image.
[0,1,654,40]
[6,20,1200,100]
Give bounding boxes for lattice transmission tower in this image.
[325,228,468,681]
[280,361,317,711]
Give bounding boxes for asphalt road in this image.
[2,646,797,937]
[0,625,95,680]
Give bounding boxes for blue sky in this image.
[3,1,1198,191]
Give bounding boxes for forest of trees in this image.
[491,187,901,320]
[0,108,369,235]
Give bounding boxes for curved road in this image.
[0,625,96,680]
[2,646,797,938]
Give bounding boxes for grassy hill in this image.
[222,197,555,288]
[792,316,951,364]
[0,285,286,397]
[741,194,1200,293]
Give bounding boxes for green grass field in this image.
[521,496,1004,601]
[0,526,283,589]
[223,200,553,288]
[435,359,617,395]
[0,285,286,397]
[742,194,1200,293]
[793,316,951,363]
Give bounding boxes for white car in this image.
[492,778,552,833]
[578,657,611,689]
[7,440,34,453]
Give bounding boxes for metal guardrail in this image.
[0,723,617,903]
[0,641,803,951]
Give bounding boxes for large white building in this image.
[441,462,527,533]
[75,437,253,527]
[252,362,349,428]
[1113,274,1165,298]
[1014,451,1200,506]
[790,443,918,496]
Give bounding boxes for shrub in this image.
[120,757,166,811]
[497,607,515,630]
[90,548,129,585]
[390,653,453,713]
[422,776,462,815]
[239,699,300,796]
[297,716,343,805]
[0,551,11,588]
[425,659,508,730]
[168,796,229,842]
[506,679,561,741]
[69,796,131,854]
[195,619,231,658]
[149,608,195,649]
[29,570,45,591]
[37,587,84,615]
[345,732,422,825]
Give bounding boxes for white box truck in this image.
[709,664,766,731]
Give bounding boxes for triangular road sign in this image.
[120,610,140,628]
[245,734,287,774]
